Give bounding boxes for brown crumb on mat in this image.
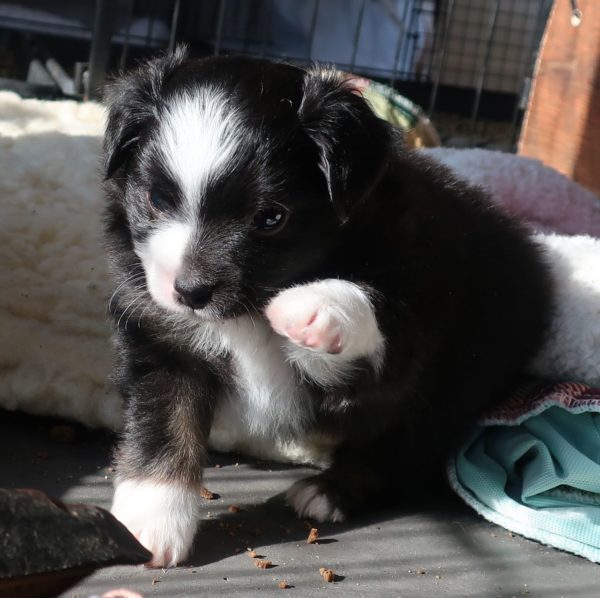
[228,505,240,513]
[199,487,217,500]
[256,560,273,569]
[319,568,335,582]
[278,581,290,589]
[307,527,319,544]
[247,550,258,558]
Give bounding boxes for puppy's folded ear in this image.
[298,67,391,221]
[103,45,189,180]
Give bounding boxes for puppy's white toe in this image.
[286,478,346,523]
[111,478,202,568]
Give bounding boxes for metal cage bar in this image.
[0,0,551,149]
[470,0,500,127]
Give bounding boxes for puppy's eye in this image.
[252,208,288,234]
[146,190,172,214]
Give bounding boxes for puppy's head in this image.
[104,48,390,319]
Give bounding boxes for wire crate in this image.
[0,0,554,149]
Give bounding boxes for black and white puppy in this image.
[103,48,553,567]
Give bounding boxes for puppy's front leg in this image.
[111,356,217,567]
[265,279,385,386]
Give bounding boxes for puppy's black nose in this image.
[174,280,216,310]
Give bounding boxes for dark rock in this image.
[0,488,152,597]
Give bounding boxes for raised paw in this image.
[265,280,385,387]
[265,285,345,354]
[111,478,202,568]
[286,475,347,523]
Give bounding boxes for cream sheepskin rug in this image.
[1,90,599,431]
[0,92,121,429]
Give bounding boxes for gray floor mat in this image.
[1,409,599,597]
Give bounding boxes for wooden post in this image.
[519,0,600,195]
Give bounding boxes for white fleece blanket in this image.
[1,91,599,431]
[0,92,121,429]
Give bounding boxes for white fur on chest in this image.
[191,316,330,465]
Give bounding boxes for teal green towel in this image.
[448,383,600,563]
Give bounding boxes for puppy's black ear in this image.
[103,45,189,179]
[298,67,391,221]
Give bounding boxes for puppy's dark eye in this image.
[252,208,288,234]
[146,190,172,214]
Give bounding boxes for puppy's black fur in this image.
[104,49,553,526]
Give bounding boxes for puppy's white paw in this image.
[265,279,385,387]
[266,287,343,354]
[286,477,346,523]
[111,478,202,568]
[265,279,382,357]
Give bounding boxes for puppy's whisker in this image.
[137,303,152,328]
[110,271,145,301]
[243,298,263,329]
[125,297,147,329]
[108,273,146,312]
[117,295,144,329]
[239,300,256,327]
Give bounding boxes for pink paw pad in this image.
[265,294,344,354]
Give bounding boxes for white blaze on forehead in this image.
[158,88,241,204]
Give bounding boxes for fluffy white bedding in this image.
[1,90,599,431]
[0,92,121,429]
